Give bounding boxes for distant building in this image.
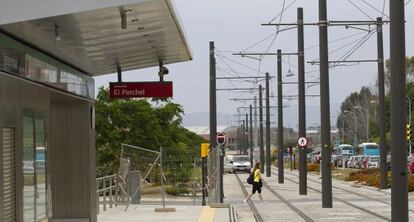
[185,126,237,145]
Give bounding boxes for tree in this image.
[337,87,376,145]
[95,87,205,178]
[384,56,414,91]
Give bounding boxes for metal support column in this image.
[250,105,254,166]
[201,156,206,206]
[297,7,307,195]
[254,96,258,147]
[209,41,221,202]
[246,113,249,155]
[376,17,387,190]
[319,0,333,208]
[390,0,408,220]
[259,85,265,173]
[277,50,284,183]
[265,72,271,177]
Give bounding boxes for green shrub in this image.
[307,163,320,172]
[165,185,190,196]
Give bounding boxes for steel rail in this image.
[272,171,391,221]
[263,181,314,221]
[234,173,264,222]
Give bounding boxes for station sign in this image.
[109,82,173,98]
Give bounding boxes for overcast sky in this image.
[94,0,414,128]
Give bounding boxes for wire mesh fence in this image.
[113,144,202,207]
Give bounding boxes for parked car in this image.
[366,155,380,168]
[337,155,350,168]
[231,155,251,173]
[224,156,234,173]
[347,156,356,168]
[407,155,414,174]
[351,155,365,168]
[361,156,370,169]
[331,155,343,167]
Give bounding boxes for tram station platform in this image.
[97,204,229,222]
[225,167,414,222]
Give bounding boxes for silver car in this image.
[224,156,234,173]
[231,155,251,173]
[367,155,380,168]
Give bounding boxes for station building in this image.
[0,0,191,221]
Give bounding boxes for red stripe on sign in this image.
[109,82,173,98]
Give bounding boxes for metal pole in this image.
[246,113,249,155]
[407,96,412,154]
[298,7,307,195]
[241,123,244,155]
[201,156,206,206]
[160,147,165,208]
[117,65,122,82]
[250,105,254,166]
[254,96,258,147]
[277,50,284,183]
[377,18,387,187]
[209,41,221,202]
[265,72,271,177]
[390,0,408,220]
[374,25,387,164]
[319,0,332,208]
[259,85,265,173]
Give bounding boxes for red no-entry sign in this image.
[217,132,226,145]
[109,82,173,98]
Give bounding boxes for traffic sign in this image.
[217,132,226,145]
[297,137,308,147]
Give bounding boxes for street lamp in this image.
[407,96,412,154]
[353,106,370,142]
[343,110,357,147]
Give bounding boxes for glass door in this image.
[23,111,47,222]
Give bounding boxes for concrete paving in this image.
[97,166,414,222]
[223,166,414,221]
[98,204,229,222]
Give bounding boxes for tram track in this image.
[284,170,414,214]
[235,173,264,222]
[272,171,391,221]
[262,181,314,222]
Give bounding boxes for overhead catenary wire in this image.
[268,0,297,23]
[358,0,390,19]
[347,0,375,21]
[338,29,376,61]
[304,30,372,51]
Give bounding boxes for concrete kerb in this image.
[209,203,230,208]
[154,207,176,212]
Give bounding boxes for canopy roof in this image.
[0,0,191,76]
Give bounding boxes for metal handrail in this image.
[96,174,119,214]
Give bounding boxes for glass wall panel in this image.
[35,116,47,221]
[0,34,94,99]
[23,115,35,222]
[23,112,48,222]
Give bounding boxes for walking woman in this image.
[244,162,263,203]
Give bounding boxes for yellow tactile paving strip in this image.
[198,207,216,222]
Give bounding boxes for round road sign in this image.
[297,137,308,147]
[217,132,226,145]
